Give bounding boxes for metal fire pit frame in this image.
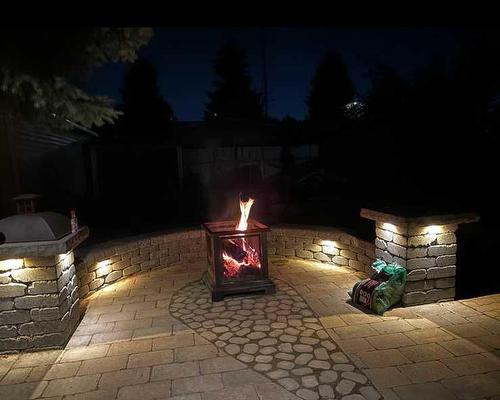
[202,219,276,302]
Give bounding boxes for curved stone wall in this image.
[75,228,206,299]
[268,225,375,275]
[75,225,375,300]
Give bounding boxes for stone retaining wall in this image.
[75,228,206,299]
[267,225,375,275]
[0,252,80,352]
[374,221,458,306]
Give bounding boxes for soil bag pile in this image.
[348,259,407,315]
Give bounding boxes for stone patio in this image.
[0,256,499,400]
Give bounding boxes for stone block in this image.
[14,294,60,309]
[406,257,436,270]
[31,332,66,348]
[435,278,455,288]
[332,256,348,266]
[376,228,393,242]
[112,260,131,271]
[296,250,313,259]
[314,252,331,262]
[31,307,60,321]
[387,242,406,258]
[402,291,426,306]
[123,265,141,276]
[426,288,455,302]
[89,278,104,291]
[375,238,387,250]
[57,269,72,290]
[428,245,457,257]
[322,246,338,256]
[0,335,31,351]
[436,233,457,245]
[407,247,427,259]
[436,255,457,266]
[0,259,24,271]
[340,249,357,260]
[0,273,10,284]
[348,260,364,271]
[0,326,17,338]
[407,269,426,281]
[375,249,393,263]
[105,271,122,283]
[0,300,14,311]
[0,283,27,298]
[19,320,66,336]
[267,247,277,255]
[408,235,437,247]
[405,280,435,292]
[28,281,58,295]
[0,309,31,324]
[305,244,322,252]
[393,256,406,267]
[95,263,112,278]
[23,256,55,267]
[277,248,295,257]
[426,266,456,279]
[393,233,408,246]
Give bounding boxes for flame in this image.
[221,196,261,279]
[236,196,254,231]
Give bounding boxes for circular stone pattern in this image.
[170,279,379,399]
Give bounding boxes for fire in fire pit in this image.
[202,195,275,301]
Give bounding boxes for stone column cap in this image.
[0,226,89,260]
[360,208,479,228]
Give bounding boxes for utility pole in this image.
[260,28,269,118]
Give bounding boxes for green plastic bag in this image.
[349,259,407,315]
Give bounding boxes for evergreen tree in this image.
[118,58,174,137]
[0,28,152,130]
[205,41,263,121]
[306,51,354,121]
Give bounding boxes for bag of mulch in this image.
[348,259,407,315]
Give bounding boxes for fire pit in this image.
[202,196,275,301]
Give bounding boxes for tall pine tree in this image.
[118,58,174,137]
[205,41,263,121]
[306,51,354,121]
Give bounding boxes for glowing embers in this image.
[221,236,261,280]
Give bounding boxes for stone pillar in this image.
[360,209,478,306]
[0,228,88,352]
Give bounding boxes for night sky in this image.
[87,27,461,121]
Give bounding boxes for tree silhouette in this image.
[306,51,354,122]
[0,28,152,130]
[365,65,409,122]
[118,58,174,137]
[204,41,264,121]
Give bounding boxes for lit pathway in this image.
[0,256,498,400]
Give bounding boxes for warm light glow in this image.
[382,223,398,232]
[96,260,111,276]
[57,252,73,268]
[0,258,23,270]
[425,225,443,235]
[319,240,337,247]
[97,259,110,268]
[236,197,255,231]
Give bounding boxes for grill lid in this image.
[0,212,71,243]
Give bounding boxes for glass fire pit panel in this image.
[220,234,262,282]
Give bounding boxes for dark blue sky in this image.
[87,27,460,121]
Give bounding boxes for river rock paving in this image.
[170,278,379,399]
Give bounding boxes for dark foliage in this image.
[205,41,264,121]
[116,58,174,138]
[306,51,354,122]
